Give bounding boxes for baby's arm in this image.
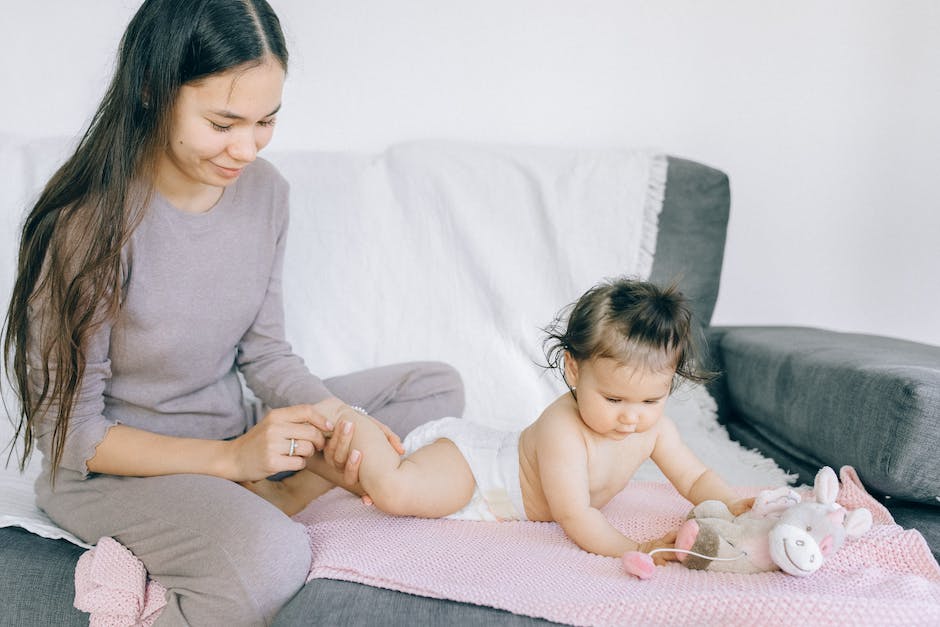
[535,416,646,557]
[650,416,751,514]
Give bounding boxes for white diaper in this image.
[402,417,527,522]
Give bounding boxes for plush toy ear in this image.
[813,467,839,505]
[844,508,873,538]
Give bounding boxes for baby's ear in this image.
[563,352,580,388]
[844,509,873,538]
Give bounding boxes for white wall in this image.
[2,0,938,347]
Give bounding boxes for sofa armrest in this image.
[706,326,940,505]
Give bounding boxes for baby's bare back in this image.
[517,396,658,522]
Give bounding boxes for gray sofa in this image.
[1,156,937,626]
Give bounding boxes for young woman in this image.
[2,1,463,624]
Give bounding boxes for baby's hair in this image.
[543,277,715,391]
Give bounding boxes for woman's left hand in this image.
[311,397,404,495]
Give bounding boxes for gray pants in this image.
[36,361,463,627]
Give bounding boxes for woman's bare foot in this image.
[240,478,312,516]
[242,469,340,516]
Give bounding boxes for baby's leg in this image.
[376,439,476,517]
[306,412,476,518]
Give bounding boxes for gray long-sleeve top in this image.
[31,158,331,479]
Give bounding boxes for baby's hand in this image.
[639,530,679,566]
[727,496,756,517]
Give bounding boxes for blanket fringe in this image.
[637,151,668,280]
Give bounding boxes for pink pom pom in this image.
[622,551,656,579]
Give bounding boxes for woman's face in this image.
[157,57,285,204]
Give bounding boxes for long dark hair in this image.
[543,277,715,393]
[2,0,288,481]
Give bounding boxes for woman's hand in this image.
[314,398,405,500]
[225,404,334,482]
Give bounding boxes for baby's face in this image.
[567,357,674,440]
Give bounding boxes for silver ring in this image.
[288,438,297,456]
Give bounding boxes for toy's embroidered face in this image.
[769,523,826,575]
[768,504,847,576]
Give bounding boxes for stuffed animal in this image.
[622,467,873,579]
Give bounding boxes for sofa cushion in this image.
[713,326,940,505]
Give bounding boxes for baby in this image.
[254,277,751,559]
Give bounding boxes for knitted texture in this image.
[296,466,940,626]
[74,537,167,626]
[72,467,940,625]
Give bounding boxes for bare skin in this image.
[238,399,405,514]
[258,355,752,560]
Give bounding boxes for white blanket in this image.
[0,137,793,549]
[269,141,666,426]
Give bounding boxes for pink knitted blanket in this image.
[295,467,940,626]
[74,467,940,625]
[74,537,167,627]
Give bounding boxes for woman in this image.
[2,1,463,624]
